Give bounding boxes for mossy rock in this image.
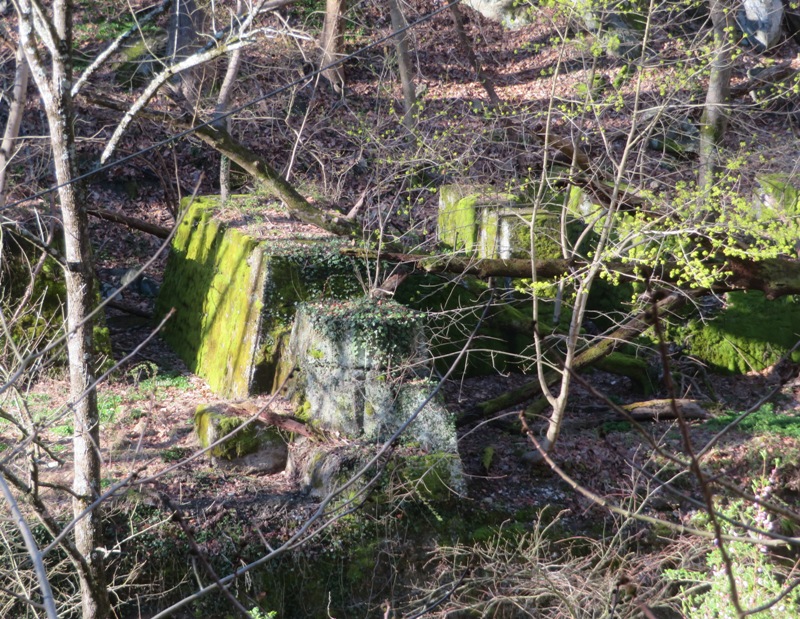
[673,291,800,374]
[194,403,287,471]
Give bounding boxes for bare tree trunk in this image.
[167,0,205,105]
[449,3,500,106]
[16,0,109,616]
[319,0,346,94]
[388,0,416,131]
[698,0,733,191]
[216,0,245,204]
[0,44,30,207]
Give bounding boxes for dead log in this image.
[87,91,359,239]
[190,122,360,238]
[729,62,795,99]
[258,410,316,439]
[620,399,708,421]
[88,208,171,238]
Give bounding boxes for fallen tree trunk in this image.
[191,122,360,238]
[457,292,687,426]
[342,248,800,300]
[621,398,708,421]
[86,91,359,239]
[88,208,170,238]
[259,410,316,439]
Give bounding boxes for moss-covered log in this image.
[343,248,800,300]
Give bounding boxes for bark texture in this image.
[319,0,347,93]
[16,0,110,616]
[698,0,733,191]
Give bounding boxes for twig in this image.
[0,474,58,619]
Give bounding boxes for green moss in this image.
[675,292,800,374]
[394,274,541,376]
[156,196,366,398]
[437,185,482,252]
[480,208,579,261]
[594,352,654,394]
[706,404,800,438]
[194,405,262,459]
[388,453,462,502]
[113,30,166,87]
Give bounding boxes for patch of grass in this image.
[128,363,190,401]
[706,404,800,438]
[52,423,73,437]
[161,447,191,463]
[140,373,190,391]
[27,393,55,423]
[128,408,146,421]
[600,420,631,434]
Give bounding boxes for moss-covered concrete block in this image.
[289,300,457,451]
[480,206,585,260]
[194,403,287,472]
[437,185,514,253]
[438,183,588,260]
[155,196,363,398]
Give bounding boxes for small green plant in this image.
[248,607,277,619]
[98,392,122,425]
[665,461,800,617]
[128,408,146,421]
[482,446,495,472]
[128,362,190,401]
[52,423,74,437]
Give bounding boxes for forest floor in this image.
[6,0,800,614]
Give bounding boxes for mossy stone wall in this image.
[156,199,267,397]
